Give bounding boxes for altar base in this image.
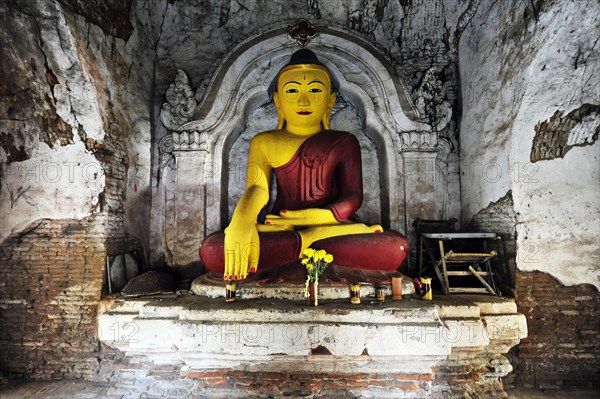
[98,293,526,398]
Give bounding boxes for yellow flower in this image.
[316,249,327,261]
[301,258,309,265]
[303,248,315,258]
[324,254,334,263]
[307,263,314,271]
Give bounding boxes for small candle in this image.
[419,277,432,301]
[350,283,361,304]
[226,283,237,303]
[375,284,386,302]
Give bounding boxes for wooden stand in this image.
[418,231,500,295]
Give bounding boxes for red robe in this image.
[272,130,362,222]
[200,130,408,273]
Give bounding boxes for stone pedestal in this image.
[98,294,527,398]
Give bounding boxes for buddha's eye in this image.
[285,88,299,94]
[308,88,322,93]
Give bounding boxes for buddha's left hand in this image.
[265,208,339,227]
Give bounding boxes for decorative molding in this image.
[171,131,208,152]
[158,134,174,168]
[160,69,197,131]
[161,27,431,139]
[289,19,318,47]
[400,131,438,150]
[412,67,453,134]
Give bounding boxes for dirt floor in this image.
[0,379,599,399]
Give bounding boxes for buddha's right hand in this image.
[223,223,260,281]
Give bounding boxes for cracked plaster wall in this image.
[459,0,600,288]
[0,0,156,378]
[460,3,600,388]
[1,0,156,254]
[5,0,597,385]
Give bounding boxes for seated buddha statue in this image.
[200,49,409,281]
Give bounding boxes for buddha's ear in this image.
[328,92,337,111]
[322,92,337,130]
[273,92,285,129]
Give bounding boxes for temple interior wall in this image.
[459,0,599,289]
[1,0,150,380]
[0,0,598,391]
[459,0,600,387]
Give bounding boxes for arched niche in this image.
[160,25,435,266]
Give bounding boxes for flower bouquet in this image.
[301,248,334,306]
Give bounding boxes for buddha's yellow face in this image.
[273,65,336,134]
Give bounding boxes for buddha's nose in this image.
[298,93,310,106]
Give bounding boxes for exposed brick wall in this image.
[0,126,139,379]
[186,371,431,397]
[511,271,600,388]
[0,1,142,380]
[469,194,600,388]
[0,217,105,379]
[0,36,138,381]
[469,191,517,295]
[0,137,139,380]
[88,126,139,258]
[531,104,600,162]
[92,361,507,398]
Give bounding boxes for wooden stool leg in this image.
[483,241,499,295]
[438,240,450,294]
[418,237,423,277]
[468,266,496,295]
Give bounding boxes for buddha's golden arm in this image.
[223,140,272,280]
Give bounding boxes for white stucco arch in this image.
[161,26,435,265]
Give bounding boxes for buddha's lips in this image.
[297,111,312,115]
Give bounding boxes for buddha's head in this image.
[268,49,339,133]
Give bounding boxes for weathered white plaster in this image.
[98,295,526,375]
[0,0,154,249]
[36,4,105,142]
[0,140,104,241]
[65,8,156,250]
[459,0,600,287]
